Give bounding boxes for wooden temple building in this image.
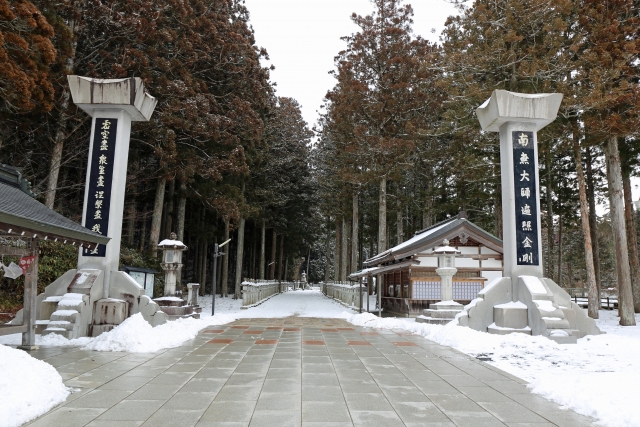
[352,212,504,317]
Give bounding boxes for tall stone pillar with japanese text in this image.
[476,90,562,300]
[68,76,157,298]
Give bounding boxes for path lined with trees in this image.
[1,0,640,324]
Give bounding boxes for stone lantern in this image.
[158,232,187,296]
[434,239,460,302]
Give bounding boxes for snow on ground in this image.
[345,309,640,427]
[0,290,353,352]
[0,345,69,427]
[4,290,640,427]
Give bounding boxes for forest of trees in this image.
[1,0,640,323]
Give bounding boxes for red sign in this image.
[19,256,36,275]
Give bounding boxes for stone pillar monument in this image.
[68,76,157,298]
[476,90,562,301]
[454,90,602,343]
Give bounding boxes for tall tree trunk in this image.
[139,203,148,252]
[259,220,266,280]
[545,144,554,278]
[341,217,348,281]
[622,160,640,313]
[278,235,284,281]
[585,147,602,295]
[176,181,187,241]
[605,136,636,325]
[126,201,136,246]
[222,218,230,297]
[284,256,289,282]
[334,219,341,280]
[200,240,208,295]
[324,219,331,281]
[351,193,359,274]
[573,135,599,318]
[557,211,563,287]
[378,177,387,252]
[44,132,65,209]
[164,179,175,237]
[270,229,277,280]
[396,197,403,245]
[234,217,246,299]
[148,176,166,258]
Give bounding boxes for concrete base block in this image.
[91,324,116,336]
[493,303,528,329]
[93,299,128,325]
[423,309,463,319]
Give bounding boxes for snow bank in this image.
[83,313,238,353]
[0,344,69,427]
[344,310,640,427]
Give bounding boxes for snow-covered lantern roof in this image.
[434,239,460,269]
[158,232,188,265]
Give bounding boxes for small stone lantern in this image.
[158,232,188,296]
[434,239,460,302]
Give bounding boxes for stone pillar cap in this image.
[67,75,157,121]
[476,90,563,132]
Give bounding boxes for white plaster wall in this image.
[418,256,438,267]
[483,259,503,268]
[481,247,500,255]
[482,270,503,282]
[459,247,478,255]
[455,258,479,268]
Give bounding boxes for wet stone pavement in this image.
[25,317,597,427]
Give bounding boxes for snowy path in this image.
[3,291,640,426]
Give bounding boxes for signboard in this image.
[82,118,118,257]
[512,131,539,265]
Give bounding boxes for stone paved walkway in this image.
[25,317,597,427]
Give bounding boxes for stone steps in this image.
[415,301,463,325]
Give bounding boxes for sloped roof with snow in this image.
[363,213,502,268]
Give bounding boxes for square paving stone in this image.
[163,392,217,410]
[141,409,205,427]
[28,407,107,427]
[180,378,226,393]
[249,410,300,427]
[457,386,511,402]
[86,421,144,427]
[126,383,182,400]
[338,379,380,394]
[256,391,302,411]
[262,379,300,393]
[350,411,404,427]
[302,401,351,423]
[343,393,393,411]
[215,384,263,401]
[478,401,548,423]
[302,385,344,402]
[379,385,431,402]
[390,400,450,424]
[302,373,339,386]
[64,389,132,408]
[201,400,257,422]
[96,400,165,421]
[98,375,153,391]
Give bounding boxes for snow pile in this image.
[0,344,69,427]
[84,313,240,353]
[345,310,640,427]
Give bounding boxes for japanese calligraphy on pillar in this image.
[83,118,117,257]
[512,131,539,265]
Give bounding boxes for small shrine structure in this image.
[353,212,504,317]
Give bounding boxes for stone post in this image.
[434,239,460,302]
[68,76,157,298]
[476,90,562,301]
[187,283,200,306]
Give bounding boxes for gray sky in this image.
[243,0,459,129]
